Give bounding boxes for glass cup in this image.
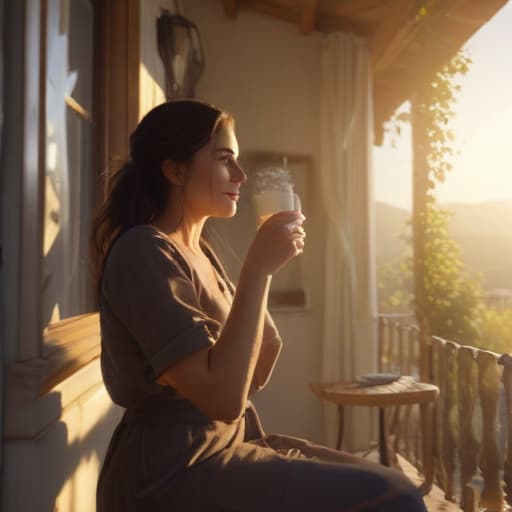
[253,184,302,228]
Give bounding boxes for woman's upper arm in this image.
[102,227,219,392]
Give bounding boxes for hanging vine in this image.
[381,32,477,364]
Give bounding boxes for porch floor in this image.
[358,450,462,511]
[399,456,462,512]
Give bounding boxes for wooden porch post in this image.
[95,0,140,201]
[411,94,432,382]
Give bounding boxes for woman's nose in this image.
[231,163,247,184]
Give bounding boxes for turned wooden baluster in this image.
[378,317,389,373]
[391,324,406,455]
[404,325,414,375]
[398,323,406,372]
[432,337,447,490]
[379,318,394,455]
[390,322,404,454]
[458,346,480,510]
[388,318,395,371]
[498,353,512,507]
[401,325,414,461]
[412,325,421,377]
[477,350,504,511]
[442,340,459,502]
[410,326,421,467]
[390,321,399,372]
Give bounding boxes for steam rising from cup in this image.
[253,161,301,228]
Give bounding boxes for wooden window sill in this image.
[4,313,105,440]
[40,312,101,394]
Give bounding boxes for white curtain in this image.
[319,32,377,450]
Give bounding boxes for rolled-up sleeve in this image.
[102,227,219,378]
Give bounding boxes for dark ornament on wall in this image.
[156,7,205,99]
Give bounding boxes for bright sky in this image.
[374,1,512,211]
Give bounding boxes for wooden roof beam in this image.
[300,0,318,34]
[316,12,374,37]
[447,0,508,24]
[223,0,239,19]
[370,0,418,71]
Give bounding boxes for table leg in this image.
[336,406,344,450]
[378,407,390,466]
[419,402,434,495]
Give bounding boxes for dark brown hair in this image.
[90,99,233,290]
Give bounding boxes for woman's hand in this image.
[245,211,306,277]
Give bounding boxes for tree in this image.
[421,206,483,344]
[380,47,485,360]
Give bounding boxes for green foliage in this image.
[377,204,512,352]
[475,307,512,354]
[378,206,484,345]
[421,207,483,344]
[378,222,413,314]
[416,51,471,194]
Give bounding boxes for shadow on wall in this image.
[3,389,122,511]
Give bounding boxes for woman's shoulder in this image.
[107,225,183,270]
[112,225,175,253]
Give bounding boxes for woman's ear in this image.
[161,159,185,186]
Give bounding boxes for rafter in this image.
[370,0,417,71]
[447,0,506,24]
[300,0,318,34]
[316,11,374,37]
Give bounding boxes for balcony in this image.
[378,314,512,511]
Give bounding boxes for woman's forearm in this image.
[207,261,272,420]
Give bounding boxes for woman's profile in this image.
[92,99,426,511]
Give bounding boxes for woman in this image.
[93,99,426,511]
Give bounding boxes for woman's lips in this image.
[225,193,240,201]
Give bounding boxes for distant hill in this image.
[375,200,512,290]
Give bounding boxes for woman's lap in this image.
[97,411,426,512]
[157,435,427,512]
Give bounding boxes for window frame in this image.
[15,0,139,396]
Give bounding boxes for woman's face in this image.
[182,122,247,219]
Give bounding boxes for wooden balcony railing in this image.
[378,314,512,512]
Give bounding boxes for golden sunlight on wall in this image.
[53,387,112,512]
[3,370,122,512]
[139,62,166,121]
[139,0,175,119]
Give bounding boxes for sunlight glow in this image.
[374,2,512,210]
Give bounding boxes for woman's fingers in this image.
[294,238,305,254]
[289,226,306,238]
[248,210,307,275]
[263,211,305,231]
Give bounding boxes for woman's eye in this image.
[222,156,234,165]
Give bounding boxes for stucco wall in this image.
[2,366,122,512]
[140,0,327,443]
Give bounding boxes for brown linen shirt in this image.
[98,224,281,502]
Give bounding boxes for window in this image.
[43,0,95,325]
[6,0,138,398]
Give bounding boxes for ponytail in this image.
[91,158,171,290]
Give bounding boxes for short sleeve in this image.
[101,226,218,378]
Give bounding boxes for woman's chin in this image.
[219,204,238,218]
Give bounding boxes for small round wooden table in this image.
[310,376,439,495]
